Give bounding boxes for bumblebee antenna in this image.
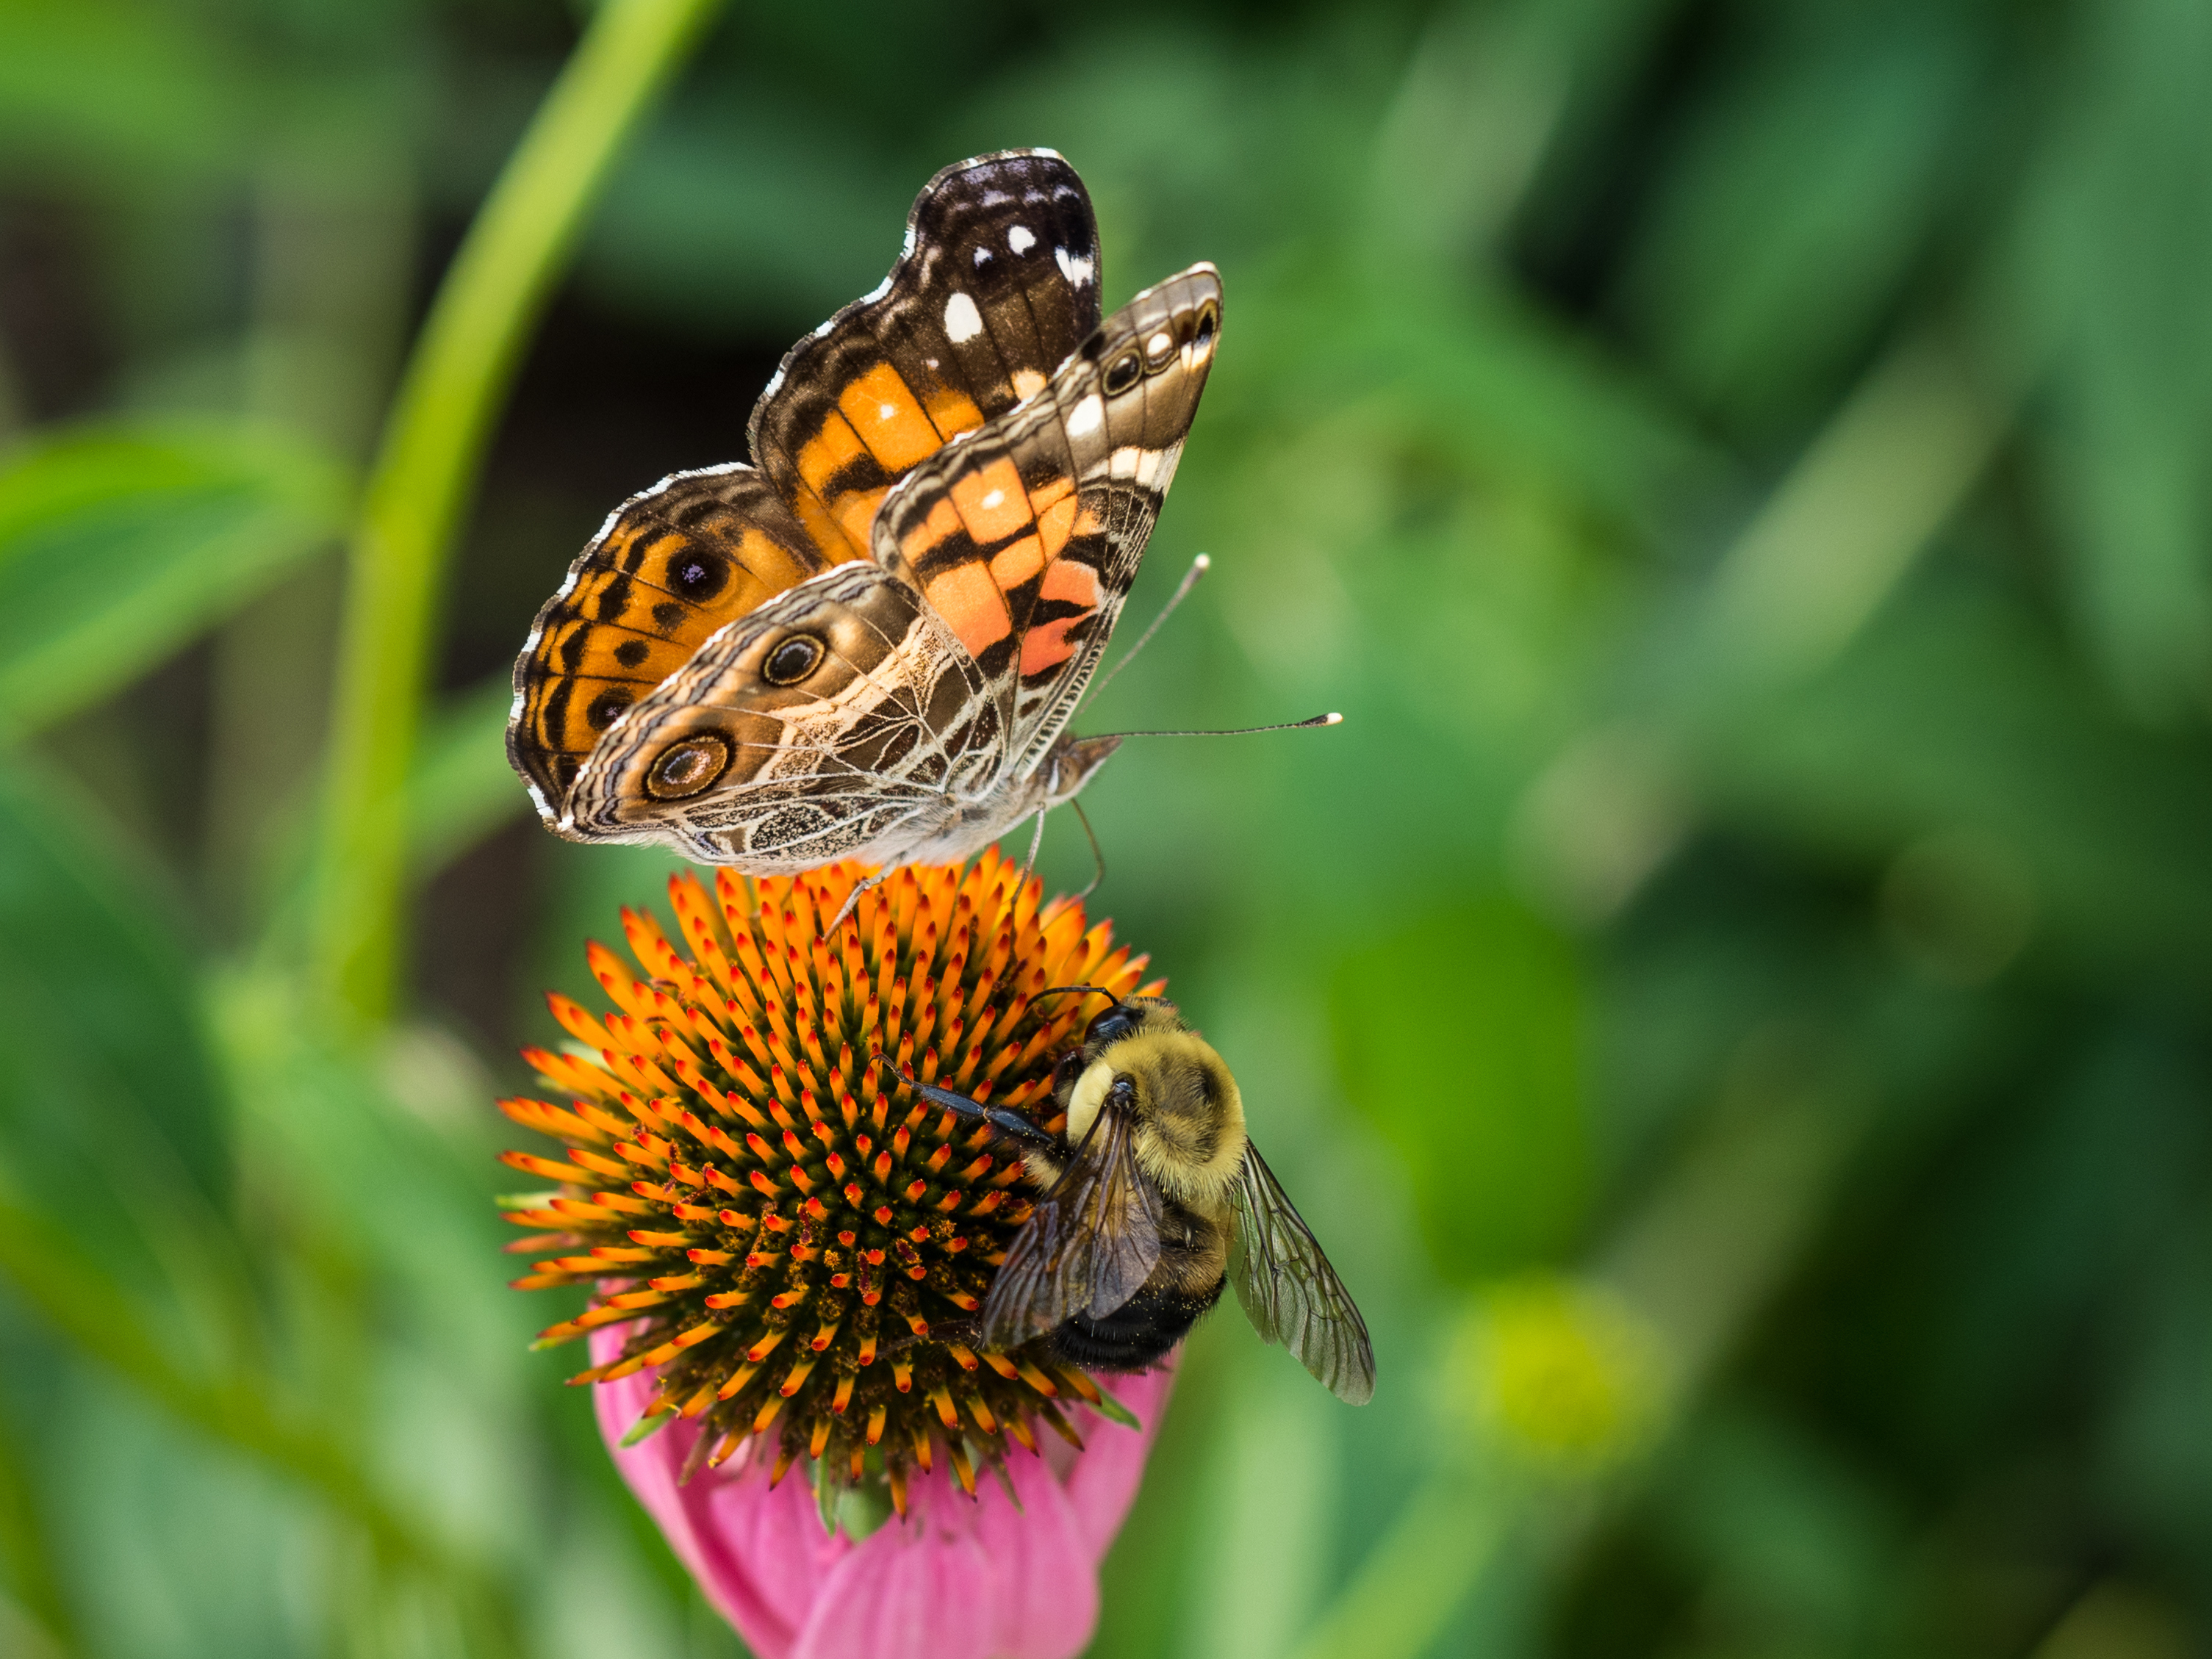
[1031,985,1116,1005]
[1089,711,1343,739]
[1092,553,1209,698]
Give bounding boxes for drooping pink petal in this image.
[592,1325,1177,1659]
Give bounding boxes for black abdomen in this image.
[1049,1276,1226,1372]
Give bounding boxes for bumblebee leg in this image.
[869,1056,1058,1153]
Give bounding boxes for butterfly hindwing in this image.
[507,466,827,817]
[560,562,1004,868]
[750,150,1103,564]
[875,264,1223,769]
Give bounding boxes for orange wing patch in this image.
[924,561,1013,658]
[949,456,1032,544]
[840,361,944,473]
[512,482,829,805]
[1021,557,1103,677]
[990,535,1045,591]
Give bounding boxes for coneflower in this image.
[498,849,1172,1659]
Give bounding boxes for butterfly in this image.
[506,148,1221,882]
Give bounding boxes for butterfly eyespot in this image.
[646,733,733,800]
[586,690,633,730]
[1191,301,1218,347]
[669,549,730,602]
[761,633,827,685]
[1102,350,1143,396]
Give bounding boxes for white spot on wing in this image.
[878,403,898,422]
[1008,224,1035,253]
[1066,394,1104,437]
[979,489,1004,511]
[1011,367,1046,400]
[944,292,984,343]
[973,247,992,267]
[1055,247,1095,287]
[1108,446,1182,487]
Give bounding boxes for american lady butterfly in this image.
[506,149,1219,877]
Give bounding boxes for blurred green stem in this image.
[309,0,726,1027]
[1288,1474,1517,1659]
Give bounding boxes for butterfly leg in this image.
[1017,802,1049,884]
[824,866,894,936]
[1070,798,1107,899]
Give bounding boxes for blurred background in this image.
[3,0,2211,1655]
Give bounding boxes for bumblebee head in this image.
[1081,994,1184,1057]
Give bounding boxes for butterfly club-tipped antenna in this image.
[1091,552,1210,699]
[1088,711,1344,740]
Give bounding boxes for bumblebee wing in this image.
[1228,1140,1376,1404]
[979,1098,1162,1347]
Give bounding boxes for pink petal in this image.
[592,1328,850,1658]
[591,1324,1179,1659]
[1062,1366,1178,1556]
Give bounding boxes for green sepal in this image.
[619,1410,675,1447]
[1089,1387,1142,1431]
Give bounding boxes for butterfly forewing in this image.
[978,1098,1164,1347]
[1228,1141,1376,1405]
[508,467,827,817]
[874,264,1223,772]
[750,151,1103,563]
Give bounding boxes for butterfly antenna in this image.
[1091,711,1343,739]
[1071,798,1106,899]
[1091,553,1210,698]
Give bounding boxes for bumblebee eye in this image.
[1085,1001,1143,1046]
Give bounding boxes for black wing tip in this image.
[922,147,1078,193]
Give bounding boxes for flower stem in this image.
[309,0,727,1027]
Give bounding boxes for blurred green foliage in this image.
[1,1,2211,1657]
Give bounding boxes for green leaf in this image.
[0,752,231,1267]
[1329,894,1589,1279]
[0,422,351,735]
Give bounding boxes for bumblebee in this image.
[901,995,1375,1404]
